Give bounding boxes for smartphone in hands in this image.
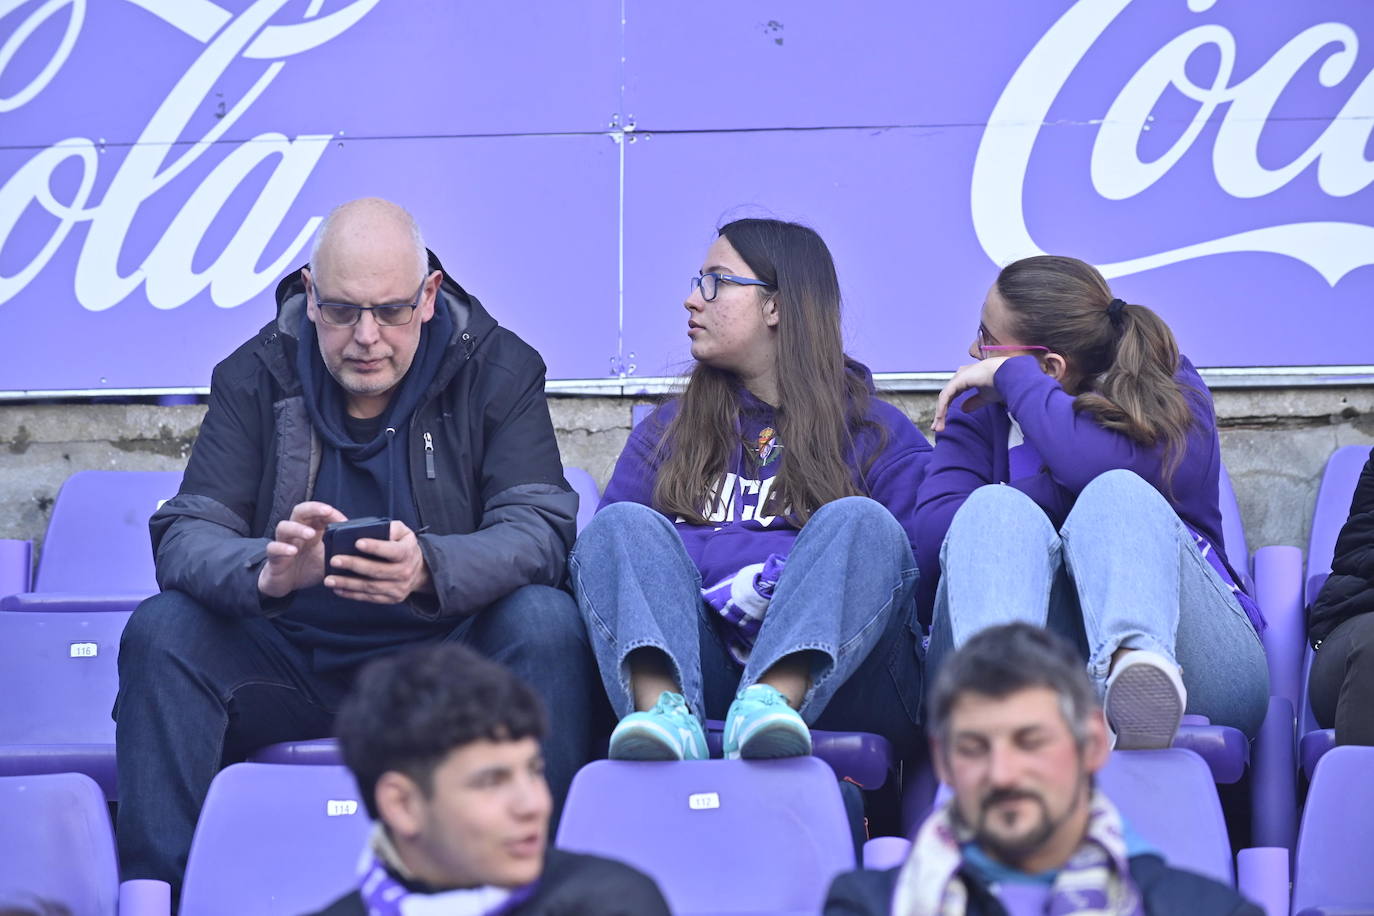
[323,516,392,578]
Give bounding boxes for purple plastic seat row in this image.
[0,466,595,612]
[251,725,896,793]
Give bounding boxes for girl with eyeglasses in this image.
[916,255,1268,748]
[570,218,930,763]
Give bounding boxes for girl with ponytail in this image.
[915,255,1268,747]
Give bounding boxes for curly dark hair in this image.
[336,642,547,819]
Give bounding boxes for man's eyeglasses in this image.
[976,323,1048,360]
[690,272,773,302]
[313,280,426,327]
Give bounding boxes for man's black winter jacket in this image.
[149,252,576,627]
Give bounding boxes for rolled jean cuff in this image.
[1088,632,1177,692]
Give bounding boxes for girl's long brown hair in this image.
[996,255,1199,479]
[652,219,879,526]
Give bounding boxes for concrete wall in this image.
[2,387,1372,565]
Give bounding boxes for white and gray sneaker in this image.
[1104,649,1187,751]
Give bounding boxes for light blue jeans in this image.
[926,470,1269,737]
[569,497,924,757]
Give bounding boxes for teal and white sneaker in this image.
[723,684,812,760]
[608,691,708,761]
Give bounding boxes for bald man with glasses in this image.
[114,198,598,902]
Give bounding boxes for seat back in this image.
[0,610,128,744]
[922,750,1233,887]
[1292,745,1374,914]
[556,757,855,915]
[563,466,600,533]
[1097,749,1234,886]
[32,470,182,595]
[1305,445,1370,605]
[180,763,369,915]
[1216,464,1252,591]
[1300,445,1370,735]
[0,772,119,914]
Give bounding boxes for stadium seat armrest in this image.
[862,835,911,871]
[1237,846,1289,916]
[1250,697,1297,852]
[119,878,172,915]
[1253,545,1305,713]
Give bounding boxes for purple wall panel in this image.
[623,0,1374,374]
[0,133,619,388]
[621,128,992,381]
[2,0,621,145]
[2,0,1372,393]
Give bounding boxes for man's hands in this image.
[932,356,1011,433]
[258,502,346,598]
[259,504,433,605]
[324,519,433,604]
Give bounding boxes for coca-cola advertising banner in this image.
[1,0,1370,393]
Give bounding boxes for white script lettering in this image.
[0,0,380,310]
[971,0,1374,286]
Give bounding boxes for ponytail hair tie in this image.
[1107,298,1127,327]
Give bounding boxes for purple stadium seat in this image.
[1295,445,1369,780]
[556,757,855,915]
[1,470,181,612]
[1102,750,1290,914]
[0,772,119,914]
[564,465,599,533]
[1100,749,1235,885]
[0,610,129,798]
[149,763,371,916]
[1291,745,1374,915]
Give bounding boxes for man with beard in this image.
[824,623,1261,915]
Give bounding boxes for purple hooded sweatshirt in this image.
[913,354,1261,632]
[599,366,932,591]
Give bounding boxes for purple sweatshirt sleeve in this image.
[912,388,1078,624]
[993,355,1170,492]
[861,401,933,557]
[597,406,671,512]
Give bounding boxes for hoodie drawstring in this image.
[384,427,398,520]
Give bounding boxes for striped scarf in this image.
[356,824,539,916]
[701,554,787,663]
[891,790,1144,916]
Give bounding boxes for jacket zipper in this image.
[423,431,436,479]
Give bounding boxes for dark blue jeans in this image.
[113,584,599,894]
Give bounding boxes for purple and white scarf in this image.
[891,790,1144,916]
[356,826,538,916]
[701,553,787,663]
